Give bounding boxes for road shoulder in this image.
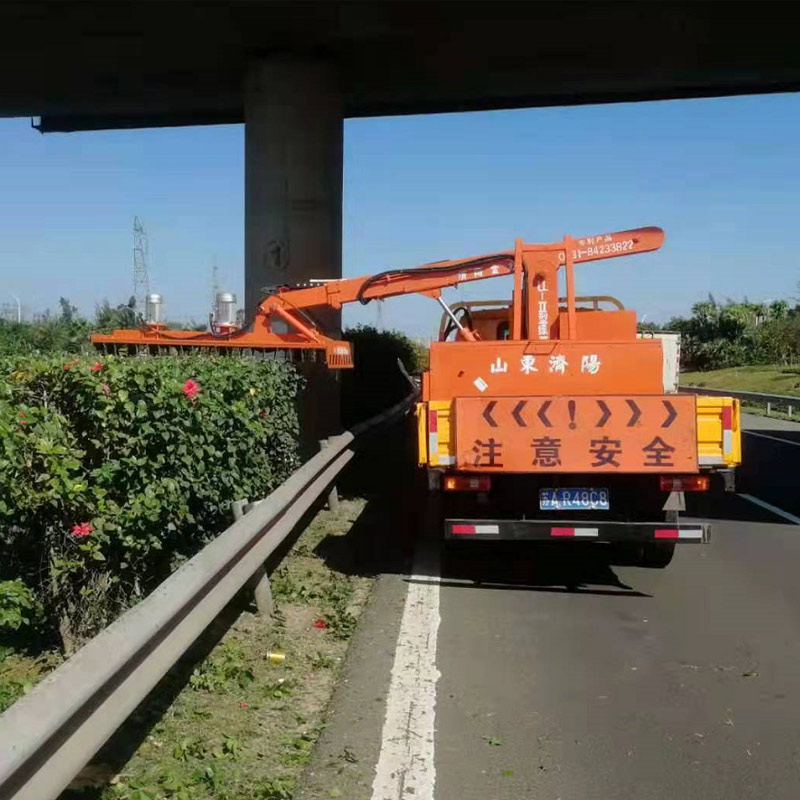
[297,571,409,800]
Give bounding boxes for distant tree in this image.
[637,321,659,333]
[94,298,137,332]
[669,296,800,371]
[58,297,78,323]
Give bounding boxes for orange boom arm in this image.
[91,226,664,366]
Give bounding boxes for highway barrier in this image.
[680,385,800,418]
[0,393,416,800]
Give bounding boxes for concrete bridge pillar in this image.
[244,58,343,319]
[244,59,343,446]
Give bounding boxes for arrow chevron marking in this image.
[662,400,678,428]
[483,400,498,428]
[537,400,553,428]
[596,400,611,427]
[512,400,528,427]
[626,399,642,427]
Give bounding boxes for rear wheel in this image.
[608,540,676,569]
[635,509,677,568]
[639,542,675,569]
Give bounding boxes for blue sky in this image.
[0,92,798,337]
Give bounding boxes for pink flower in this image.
[183,379,200,401]
[70,522,93,538]
[239,701,249,708]
[313,619,327,629]
[102,384,111,396]
[90,362,103,373]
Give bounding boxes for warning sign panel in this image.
[454,395,697,473]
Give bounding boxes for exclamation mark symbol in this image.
[568,399,577,429]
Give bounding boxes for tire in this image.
[639,542,675,569]
[609,542,676,568]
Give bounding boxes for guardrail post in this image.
[318,438,341,512]
[231,498,248,521]
[767,401,772,416]
[789,405,794,418]
[236,499,274,618]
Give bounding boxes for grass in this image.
[0,645,61,713]
[681,365,800,420]
[682,365,800,397]
[56,497,372,800]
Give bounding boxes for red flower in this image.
[18,412,27,426]
[70,522,94,538]
[102,383,111,396]
[313,619,327,629]
[62,363,72,371]
[239,701,249,708]
[183,379,200,401]
[90,362,103,373]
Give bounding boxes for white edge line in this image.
[739,493,800,525]
[744,430,800,448]
[371,539,441,800]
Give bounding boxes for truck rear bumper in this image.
[445,519,710,542]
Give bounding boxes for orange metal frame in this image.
[91,226,664,367]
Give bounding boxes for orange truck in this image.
[415,228,740,567]
[93,225,741,567]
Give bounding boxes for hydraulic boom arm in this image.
[91,226,664,366]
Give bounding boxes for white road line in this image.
[739,493,800,525]
[371,538,441,800]
[744,430,800,448]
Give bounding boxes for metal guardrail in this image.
[680,385,800,418]
[0,393,416,800]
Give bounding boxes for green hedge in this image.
[341,326,423,427]
[0,355,301,651]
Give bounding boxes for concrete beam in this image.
[244,59,343,321]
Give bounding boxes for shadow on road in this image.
[434,540,651,597]
[319,419,652,598]
[314,414,422,578]
[318,416,671,598]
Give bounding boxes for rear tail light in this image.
[444,475,491,492]
[660,475,709,492]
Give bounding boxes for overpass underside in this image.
[3,2,799,132]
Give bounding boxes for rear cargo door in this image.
[454,395,697,473]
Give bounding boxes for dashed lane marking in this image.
[739,493,800,525]
[744,430,800,448]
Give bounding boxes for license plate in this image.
[540,488,610,511]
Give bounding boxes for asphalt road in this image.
[436,507,800,799]
[301,412,800,800]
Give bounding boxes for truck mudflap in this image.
[445,519,710,542]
